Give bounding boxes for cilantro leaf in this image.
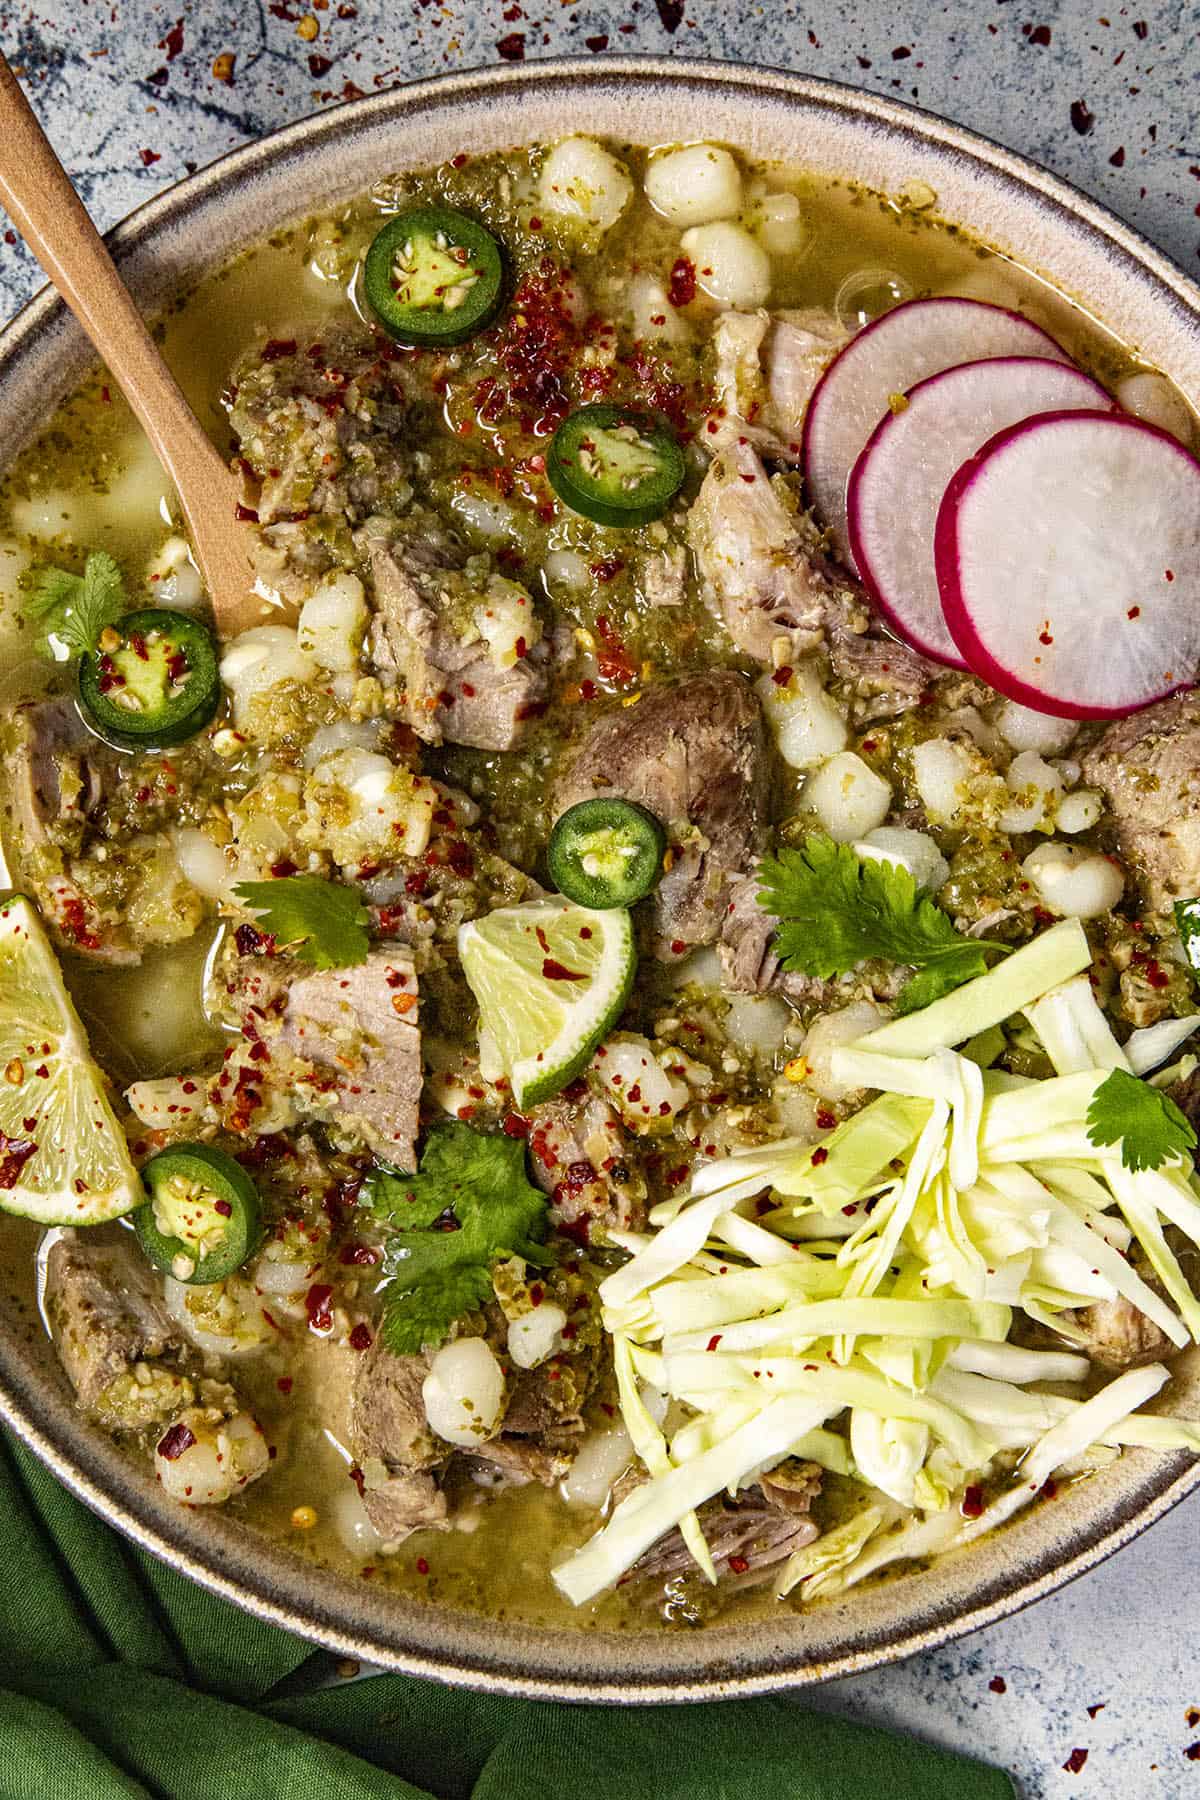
[367,1121,552,1355]
[233,875,369,970]
[1086,1066,1197,1173]
[1174,898,1200,982]
[23,550,127,658]
[758,835,1000,1014]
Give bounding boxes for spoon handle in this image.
[0,57,223,484]
[0,54,258,634]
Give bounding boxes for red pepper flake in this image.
[655,0,684,28]
[1186,1743,1200,1762]
[1070,100,1095,134]
[235,922,273,957]
[0,1133,36,1190]
[348,1464,366,1497]
[502,1112,531,1139]
[706,1334,722,1352]
[1062,1748,1089,1774]
[585,33,609,50]
[666,256,696,307]
[497,31,525,60]
[891,44,912,58]
[270,858,298,878]
[1109,145,1126,167]
[349,1322,373,1351]
[989,1676,1007,1694]
[543,958,585,981]
[261,337,299,363]
[160,17,185,58]
[213,1199,233,1218]
[961,1485,985,1518]
[1132,18,1148,37]
[771,665,794,686]
[305,1283,334,1333]
[416,1555,430,1575]
[235,503,259,523]
[594,614,637,685]
[1087,1703,1107,1720]
[308,52,333,76]
[1029,23,1051,45]
[139,148,162,167]
[339,1243,380,1266]
[277,1376,294,1394]
[727,1554,749,1574]
[811,1146,829,1167]
[156,1422,196,1461]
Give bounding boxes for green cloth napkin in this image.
[0,1431,1014,1800]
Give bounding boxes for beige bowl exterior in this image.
[2,57,1199,1700]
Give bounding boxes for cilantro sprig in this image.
[22,550,127,659]
[233,875,369,970]
[1086,1067,1197,1173]
[758,835,1005,1016]
[367,1122,551,1355]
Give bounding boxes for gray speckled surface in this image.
[1,3,1199,1794]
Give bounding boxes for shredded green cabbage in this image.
[553,925,1200,1607]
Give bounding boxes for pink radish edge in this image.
[934,407,1200,721]
[845,356,1112,673]
[799,295,1070,559]
[846,400,969,673]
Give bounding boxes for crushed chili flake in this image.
[810,1146,829,1167]
[348,1464,366,1497]
[989,1676,1007,1694]
[415,1555,430,1575]
[666,256,696,308]
[727,1554,750,1574]
[961,1485,985,1518]
[543,958,585,981]
[157,1422,196,1461]
[349,1322,372,1351]
[706,1334,722,1352]
[1062,1748,1089,1774]
[0,1133,36,1189]
[496,30,525,59]
[277,1376,294,1394]
[1070,99,1096,134]
[339,1242,380,1266]
[305,1283,335,1333]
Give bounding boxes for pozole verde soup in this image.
[2,137,1200,1632]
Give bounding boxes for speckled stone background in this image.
[1,2,1199,1796]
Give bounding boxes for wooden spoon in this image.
[0,53,263,637]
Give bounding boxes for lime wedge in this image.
[458,899,635,1109]
[0,896,142,1224]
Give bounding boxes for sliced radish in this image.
[935,410,1200,719]
[847,357,1112,669]
[802,297,1072,566]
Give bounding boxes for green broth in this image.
[0,140,1184,1632]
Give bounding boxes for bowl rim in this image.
[2,53,1200,1703]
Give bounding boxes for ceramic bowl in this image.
[2,57,1199,1701]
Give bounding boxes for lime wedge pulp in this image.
[0,895,142,1224]
[458,898,636,1109]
